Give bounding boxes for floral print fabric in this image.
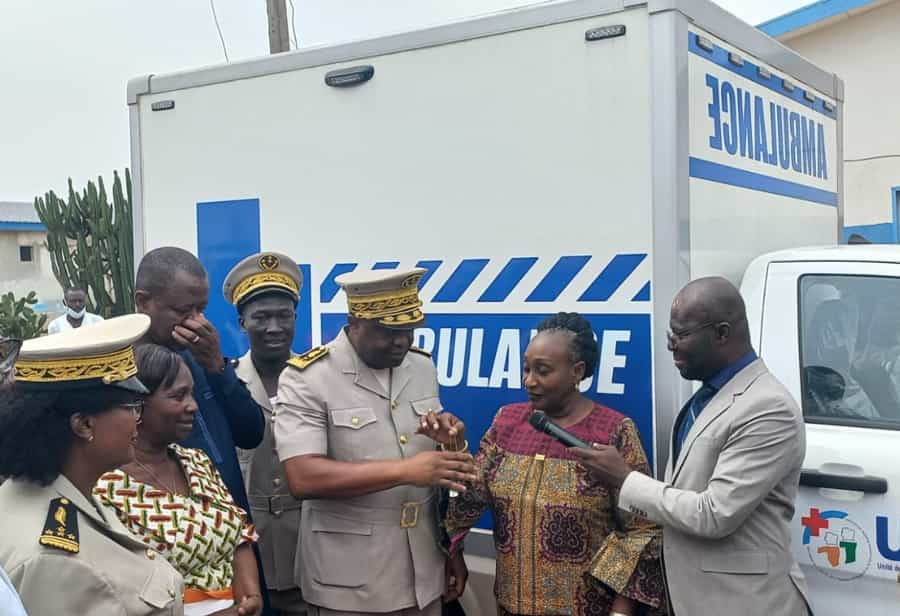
[446,402,665,615]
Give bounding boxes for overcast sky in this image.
[0,0,811,202]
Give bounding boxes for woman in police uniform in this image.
[0,314,184,615]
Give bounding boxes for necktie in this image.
[675,384,716,461]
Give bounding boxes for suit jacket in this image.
[0,475,184,615]
[234,351,304,591]
[274,329,446,613]
[619,359,811,616]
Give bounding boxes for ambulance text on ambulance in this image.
[704,74,828,180]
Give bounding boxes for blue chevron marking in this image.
[372,261,400,270]
[632,281,651,302]
[432,259,490,302]
[415,260,443,289]
[525,256,591,302]
[320,263,357,303]
[579,254,647,301]
[478,257,538,303]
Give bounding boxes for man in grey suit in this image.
[574,277,812,616]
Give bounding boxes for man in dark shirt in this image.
[134,246,265,512]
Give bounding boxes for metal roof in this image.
[758,0,892,39]
[0,201,45,230]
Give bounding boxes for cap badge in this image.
[258,254,280,271]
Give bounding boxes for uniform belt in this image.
[308,494,434,529]
[249,494,303,515]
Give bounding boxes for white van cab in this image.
[743,245,900,615]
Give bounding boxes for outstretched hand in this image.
[569,444,632,488]
[416,410,466,448]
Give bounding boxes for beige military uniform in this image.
[235,350,306,614]
[275,329,446,614]
[0,474,184,615]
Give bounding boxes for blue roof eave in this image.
[758,0,884,38]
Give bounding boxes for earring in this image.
[88,435,95,443]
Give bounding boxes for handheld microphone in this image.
[528,410,592,449]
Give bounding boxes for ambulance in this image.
[128,0,900,612]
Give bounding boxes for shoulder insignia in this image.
[287,345,330,371]
[39,497,79,554]
[409,346,432,358]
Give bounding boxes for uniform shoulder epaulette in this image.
[409,346,432,358]
[286,345,330,370]
[39,497,79,554]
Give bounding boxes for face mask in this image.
[67,306,86,320]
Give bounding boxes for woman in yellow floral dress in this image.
[95,343,262,616]
[444,313,665,616]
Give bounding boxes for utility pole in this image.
[266,0,291,54]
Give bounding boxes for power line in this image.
[844,154,900,163]
[288,0,299,49]
[209,0,230,62]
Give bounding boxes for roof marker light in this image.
[585,24,626,41]
[696,35,714,52]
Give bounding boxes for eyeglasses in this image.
[666,321,720,345]
[121,401,144,422]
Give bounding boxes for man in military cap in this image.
[224,251,306,616]
[275,267,475,616]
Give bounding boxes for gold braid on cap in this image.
[347,287,423,321]
[232,272,299,305]
[15,346,138,385]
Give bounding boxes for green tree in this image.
[34,170,134,317]
[0,291,48,339]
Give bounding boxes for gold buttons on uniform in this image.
[351,416,360,426]
[146,549,156,560]
[399,435,409,445]
[168,588,175,598]
[391,400,398,410]
[273,477,281,487]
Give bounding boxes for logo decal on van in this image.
[801,508,872,580]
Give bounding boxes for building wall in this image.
[0,230,63,308]
[780,0,900,241]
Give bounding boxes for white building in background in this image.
[0,201,63,313]
[760,0,900,243]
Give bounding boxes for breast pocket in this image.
[139,558,180,609]
[329,407,378,461]
[409,396,442,417]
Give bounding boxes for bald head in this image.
[669,277,753,381]
[675,277,749,339]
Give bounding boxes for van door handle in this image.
[800,469,888,494]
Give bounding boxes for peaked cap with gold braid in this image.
[14,314,150,393]
[335,267,426,329]
[223,251,303,308]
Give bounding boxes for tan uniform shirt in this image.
[0,475,184,615]
[274,329,446,613]
[235,351,304,591]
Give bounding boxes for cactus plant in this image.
[34,170,134,317]
[0,291,48,340]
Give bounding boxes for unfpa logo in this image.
[801,508,872,580]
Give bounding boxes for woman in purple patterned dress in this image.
[444,313,665,616]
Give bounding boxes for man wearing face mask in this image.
[47,287,104,334]
[224,251,307,615]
